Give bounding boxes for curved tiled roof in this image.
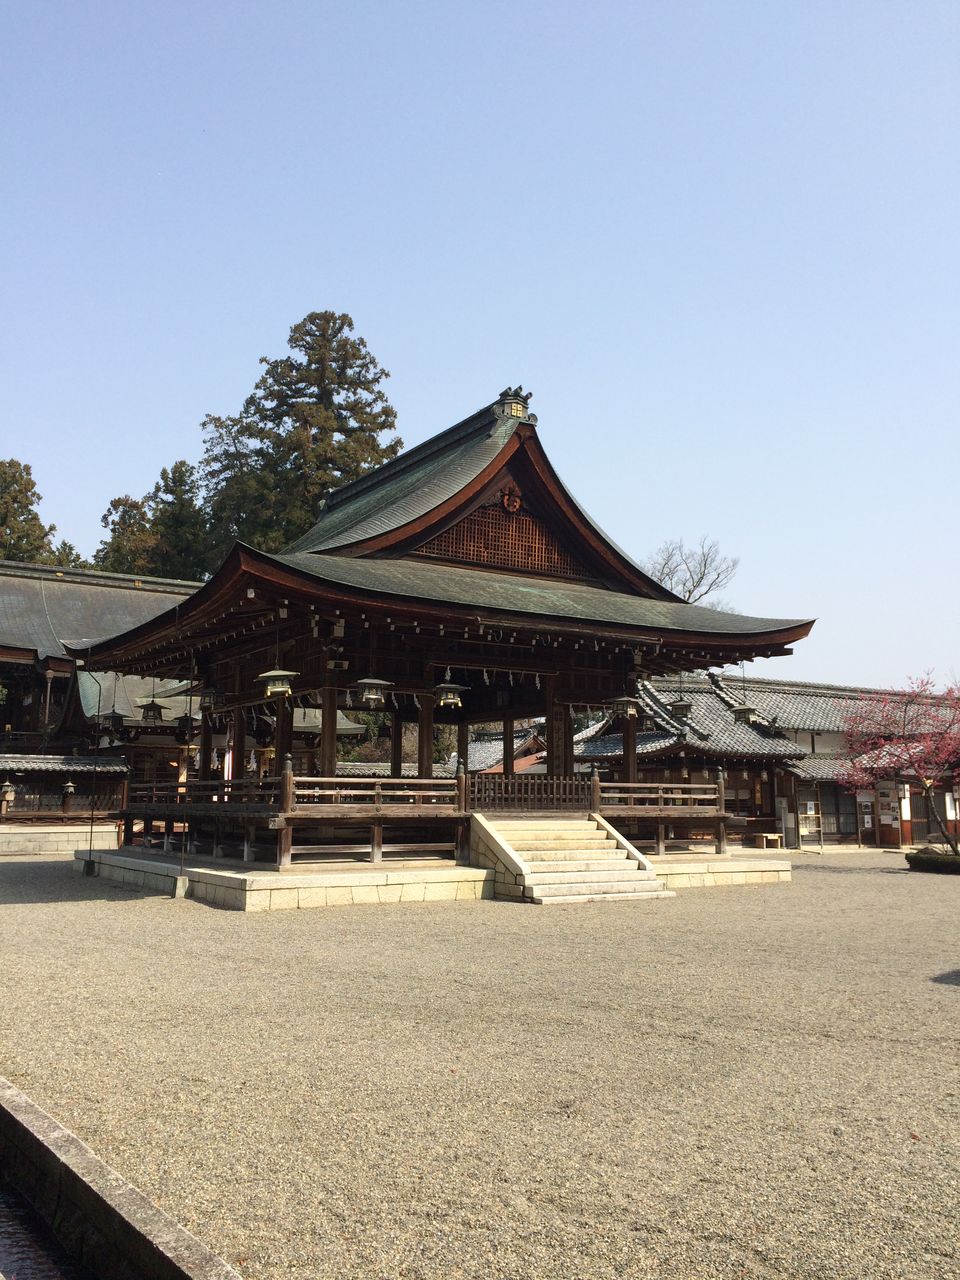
[0,561,197,662]
[286,407,519,552]
[272,552,810,638]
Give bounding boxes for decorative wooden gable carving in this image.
[412,487,596,582]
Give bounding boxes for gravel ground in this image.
[0,849,957,1280]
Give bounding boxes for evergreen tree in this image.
[93,495,157,574]
[148,461,208,580]
[202,311,401,565]
[0,458,58,562]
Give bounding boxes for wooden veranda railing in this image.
[126,778,282,809]
[126,772,722,817]
[292,776,462,815]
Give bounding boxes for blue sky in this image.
[2,0,957,688]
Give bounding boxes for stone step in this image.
[525,867,658,885]
[526,878,664,897]
[513,840,621,856]
[505,833,613,848]
[531,890,676,905]
[491,821,602,832]
[521,858,635,874]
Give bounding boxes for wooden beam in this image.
[320,685,338,776]
[417,694,435,779]
[502,717,515,777]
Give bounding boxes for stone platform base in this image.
[0,823,120,856]
[648,855,791,889]
[75,849,494,911]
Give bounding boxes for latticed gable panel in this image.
[411,499,596,581]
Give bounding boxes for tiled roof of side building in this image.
[710,671,909,732]
[0,561,198,661]
[272,552,811,638]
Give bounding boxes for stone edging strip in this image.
[0,1076,239,1280]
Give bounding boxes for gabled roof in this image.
[286,401,520,553]
[285,390,682,599]
[0,561,197,664]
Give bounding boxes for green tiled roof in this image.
[270,551,811,638]
[287,404,518,552]
[0,561,197,661]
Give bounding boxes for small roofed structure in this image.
[73,387,815,866]
[0,560,197,749]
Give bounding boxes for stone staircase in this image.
[483,815,675,905]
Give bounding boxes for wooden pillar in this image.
[544,678,562,776]
[502,717,515,777]
[232,710,246,781]
[417,694,435,779]
[275,697,294,765]
[320,685,338,777]
[277,753,294,868]
[391,712,404,778]
[622,714,637,784]
[457,720,469,775]
[656,820,665,856]
[562,707,575,776]
[199,712,213,782]
[370,820,383,864]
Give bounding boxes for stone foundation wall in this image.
[467,818,529,901]
[0,823,119,855]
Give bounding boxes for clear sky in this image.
[2,1,957,689]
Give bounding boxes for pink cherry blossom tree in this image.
[839,676,960,854]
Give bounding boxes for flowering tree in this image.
[840,676,960,854]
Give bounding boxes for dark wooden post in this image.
[275,697,294,764]
[277,752,294,868]
[544,677,560,776]
[623,714,637,784]
[391,712,405,778]
[61,779,75,814]
[457,720,469,774]
[456,761,467,813]
[591,764,601,812]
[199,711,213,782]
[232,709,246,783]
[561,707,575,776]
[320,685,338,776]
[370,820,383,864]
[417,694,435,779]
[502,717,515,777]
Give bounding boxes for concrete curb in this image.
[0,1076,239,1280]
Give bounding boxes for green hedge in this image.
[906,849,960,874]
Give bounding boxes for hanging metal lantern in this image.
[198,686,226,711]
[257,668,299,699]
[101,710,125,735]
[670,698,693,720]
[434,681,467,709]
[639,714,658,733]
[733,705,757,725]
[609,694,640,718]
[356,676,392,708]
[138,699,166,726]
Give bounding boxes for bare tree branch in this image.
[641,537,739,605]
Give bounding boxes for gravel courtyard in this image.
[0,850,957,1280]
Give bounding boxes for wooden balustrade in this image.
[598,780,720,813]
[124,774,721,819]
[126,778,281,808]
[292,776,460,815]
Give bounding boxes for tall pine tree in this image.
[202,311,401,566]
[0,458,83,565]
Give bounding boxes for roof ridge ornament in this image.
[495,386,537,423]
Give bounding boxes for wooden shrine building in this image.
[75,388,814,865]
